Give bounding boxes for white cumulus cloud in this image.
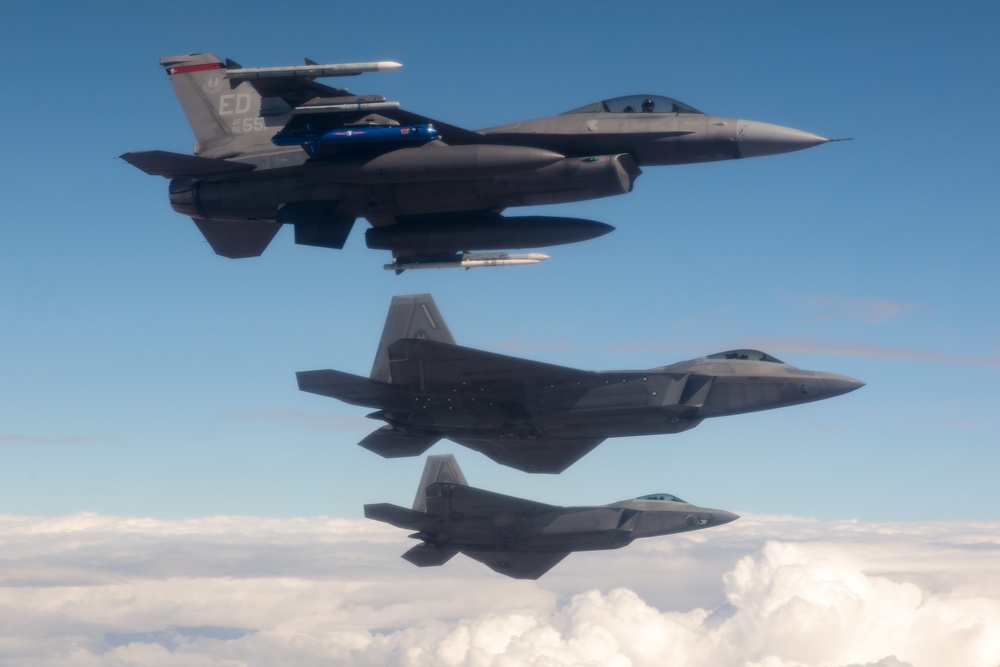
[0,513,997,667]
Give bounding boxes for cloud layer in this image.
[0,513,997,666]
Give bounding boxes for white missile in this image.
[227,61,403,80]
[290,101,401,115]
[385,253,549,272]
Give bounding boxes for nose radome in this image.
[711,510,740,526]
[823,373,866,397]
[736,119,829,158]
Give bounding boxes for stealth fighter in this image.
[366,454,739,579]
[298,295,864,473]
[123,54,839,270]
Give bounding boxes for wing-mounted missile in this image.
[384,252,549,273]
[273,123,440,154]
[223,57,410,149]
[289,98,401,115]
[225,60,402,80]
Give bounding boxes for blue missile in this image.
[272,124,439,148]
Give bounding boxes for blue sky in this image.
[1,0,998,523]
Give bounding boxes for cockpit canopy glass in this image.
[707,349,784,363]
[637,493,686,503]
[561,95,703,115]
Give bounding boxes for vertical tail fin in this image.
[412,454,467,512]
[370,294,456,383]
[161,54,269,156]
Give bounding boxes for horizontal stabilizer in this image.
[401,543,459,568]
[450,436,606,474]
[359,426,441,458]
[364,503,440,531]
[192,218,280,259]
[121,151,256,179]
[296,370,397,408]
[463,550,569,580]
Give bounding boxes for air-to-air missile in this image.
[385,252,549,272]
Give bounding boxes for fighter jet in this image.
[366,454,738,579]
[298,295,864,473]
[122,54,841,270]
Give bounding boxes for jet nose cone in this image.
[736,119,829,158]
[711,510,740,526]
[823,373,866,397]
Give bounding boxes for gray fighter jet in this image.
[122,54,840,270]
[367,454,738,579]
[298,295,863,473]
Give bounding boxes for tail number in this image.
[232,117,265,133]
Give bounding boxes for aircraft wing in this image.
[424,482,559,517]
[449,436,606,474]
[463,550,569,580]
[377,107,486,145]
[387,338,591,389]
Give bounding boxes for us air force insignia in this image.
[203,74,223,94]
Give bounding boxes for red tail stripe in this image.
[168,63,224,75]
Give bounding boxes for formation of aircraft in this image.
[298,294,863,474]
[126,54,859,577]
[123,53,839,271]
[366,455,738,579]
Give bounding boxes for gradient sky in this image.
[1,0,998,525]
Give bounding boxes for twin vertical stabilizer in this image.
[370,294,456,383]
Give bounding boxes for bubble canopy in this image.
[636,493,687,503]
[706,349,785,363]
[561,95,703,115]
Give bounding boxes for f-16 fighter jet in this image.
[298,295,863,473]
[123,54,840,270]
[366,454,738,579]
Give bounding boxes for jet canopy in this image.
[707,349,784,363]
[561,95,703,115]
[636,493,686,503]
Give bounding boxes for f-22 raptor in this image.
[298,295,863,473]
[366,454,738,579]
[122,54,840,271]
